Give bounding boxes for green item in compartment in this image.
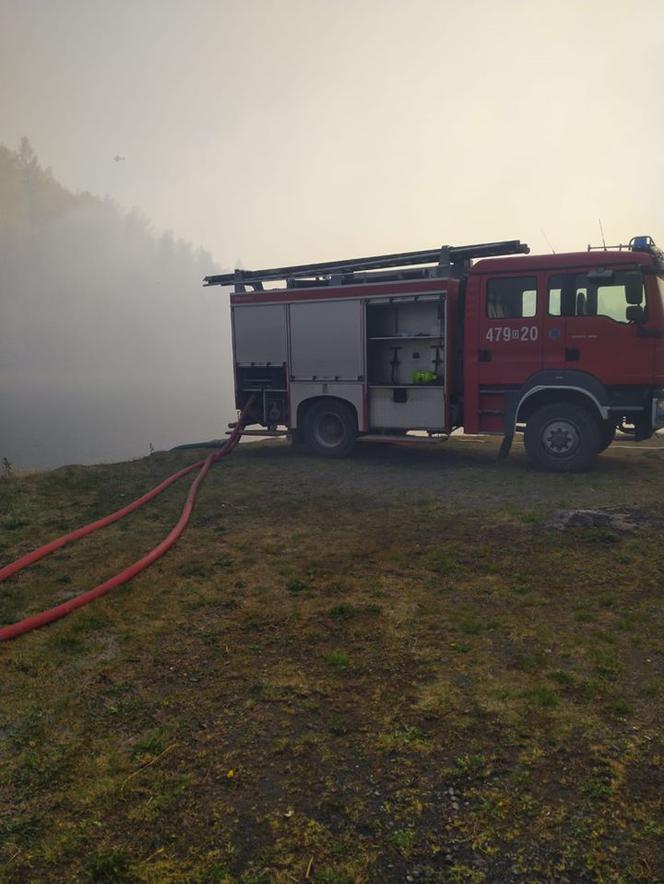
[412,370,438,384]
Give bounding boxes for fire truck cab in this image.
[205,236,664,472]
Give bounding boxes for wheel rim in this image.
[541,419,581,457]
[313,412,345,448]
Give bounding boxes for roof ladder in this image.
[204,239,530,292]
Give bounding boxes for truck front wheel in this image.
[303,400,357,458]
[524,403,601,472]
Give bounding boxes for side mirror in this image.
[625,271,643,305]
[626,305,644,323]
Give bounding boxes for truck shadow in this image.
[223,437,664,516]
[242,434,663,472]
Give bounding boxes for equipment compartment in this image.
[366,295,445,430]
[369,386,445,429]
[290,300,364,381]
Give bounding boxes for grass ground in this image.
[1,436,663,883]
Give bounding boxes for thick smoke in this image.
[0,142,234,469]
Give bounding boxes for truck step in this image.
[225,430,446,443]
[357,434,447,445]
[225,429,288,437]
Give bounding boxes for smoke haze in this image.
[0,143,233,468]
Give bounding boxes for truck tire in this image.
[303,400,357,458]
[524,403,601,472]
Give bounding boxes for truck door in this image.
[478,274,541,382]
[475,274,542,432]
[541,273,567,369]
[543,269,650,385]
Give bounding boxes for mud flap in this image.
[498,434,514,459]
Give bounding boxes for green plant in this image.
[455,753,485,775]
[390,828,416,852]
[329,604,356,621]
[378,725,428,751]
[547,669,574,687]
[524,684,559,709]
[584,778,612,800]
[324,650,351,670]
[605,696,633,716]
[85,849,132,882]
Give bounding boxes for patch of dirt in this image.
[549,506,649,532]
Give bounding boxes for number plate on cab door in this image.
[485,326,539,343]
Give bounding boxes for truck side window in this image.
[549,271,644,322]
[548,274,564,316]
[577,272,644,322]
[486,277,537,319]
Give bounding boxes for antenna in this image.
[598,218,607,250]
[540,228,556,254]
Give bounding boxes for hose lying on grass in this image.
[0,399,254,642]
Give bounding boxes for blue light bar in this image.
[631,235,654,250]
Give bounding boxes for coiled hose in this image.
[0,400,254,642]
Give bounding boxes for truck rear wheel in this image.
[524,403,601,472]
[303,400,357,458]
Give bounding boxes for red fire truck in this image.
[204,237,664,471]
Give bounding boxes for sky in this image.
[2,0,664,270]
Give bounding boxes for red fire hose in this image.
[0,401,254,642]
